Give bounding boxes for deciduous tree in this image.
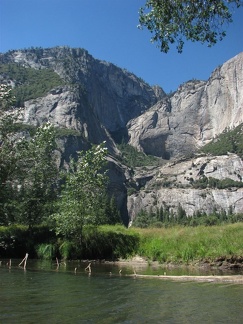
[53,142,108,244]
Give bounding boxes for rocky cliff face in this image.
[0,47,242,222]
[1,47,164,137]
[128,53,243,159]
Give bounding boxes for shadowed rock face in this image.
[1,47,242,221]
[128,53,243,159]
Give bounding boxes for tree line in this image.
[133,204,243,228]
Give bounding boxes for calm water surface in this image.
[1,260,243,323]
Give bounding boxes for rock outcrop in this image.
[128,154,243,219]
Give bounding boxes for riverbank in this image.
[116,254,243,271]
[134,223,243,265]
[1,223,243,266]
[127,273,243,284]
[113,256,243,283]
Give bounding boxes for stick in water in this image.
[56,257,60,267]
[19,253,29,269]
[85,262,91,273]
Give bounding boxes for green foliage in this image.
[58,240,78,259]
[53,142,109,243]
[117,142,160,168]
[139,1,243,53]
[193,176,243,189]
[55,127,81,138]
[133,209,155,228]
[14,123,58,226]
[0,84,16,110]
[200,123,243,158]
[133,205,243,228]
[0,121,59,226]
[80,225,140,260]
[136,223,243,263]
[0,63,64,106]
[0,224,54,258]
[36,243,56,260]
[102,195,122,225]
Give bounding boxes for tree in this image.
[52,142,108,244]
[104,195,122,225]
[14,122,58,226]
[139,0,243,53]
[0,118,58,226]
[0,84,19,224]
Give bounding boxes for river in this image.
[1,260,243,323]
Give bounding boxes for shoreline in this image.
[114,255,243,270]
[1,258,243,283]
[112,256,243,283]
[125,273,243,284]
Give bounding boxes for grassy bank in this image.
[134,223,243,264]
[1,223,242,265]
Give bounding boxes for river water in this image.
[1,260,243,323]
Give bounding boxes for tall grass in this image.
[36,243,56,260]
[1,223,242,264]
[135,223,243,263]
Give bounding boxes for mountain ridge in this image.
[0,47,242,223]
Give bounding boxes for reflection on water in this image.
[0,260,243,323]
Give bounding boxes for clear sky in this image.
[0,0,243,93]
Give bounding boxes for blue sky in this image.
[0,0,243,93]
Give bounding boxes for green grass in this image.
[134,223,243,263]
[1,223,242,264]
[36,243,56,260]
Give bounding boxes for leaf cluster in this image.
[139,0,243,53]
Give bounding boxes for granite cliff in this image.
[128,53,243,159]
[0,47,242,223]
